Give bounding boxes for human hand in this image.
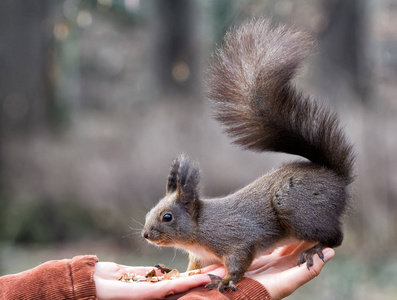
[245,241,335,300]
[94,262,221,300]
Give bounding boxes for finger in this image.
[119,266,163,276]
[159,274,212,296]
[98,262,160,275]
[248,242,308,271]
[96,273,213,300]
[135,274,213,299]
[108,264,171,279]
[178,263,221,276]
[202,266,226,278]
[271,241,303,257]
[156,268,226,298]
[248,255,273,271]
[257,248,334,300]
[280,248,335,294]
[277,241,317,267]
[289,241,317,257]
[200,264,224,274]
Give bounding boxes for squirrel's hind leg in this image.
[297,225,344,269]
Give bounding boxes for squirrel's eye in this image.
[162,213,173,222]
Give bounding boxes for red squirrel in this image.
[142,18,355,292]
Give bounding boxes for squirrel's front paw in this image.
[297,243,325,270]
[205,274,222,290]
[205,274,237,292]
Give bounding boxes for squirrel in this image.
[141,18,355,292]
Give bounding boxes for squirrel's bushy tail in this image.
[206,18,354,182]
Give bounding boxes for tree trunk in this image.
[149,0,200,96]
[0,0,56,135]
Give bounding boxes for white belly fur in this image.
[179,236,300,268]
[183,244,221,266]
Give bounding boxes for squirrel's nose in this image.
[142,229,149,239]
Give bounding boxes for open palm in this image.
[245,242,335,300]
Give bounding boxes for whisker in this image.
[121,231,142,239]
[121,233,133,239]
[128,226,143,232]
[122,225,144,239]
[171,248,177,263]
[165,235,178,263]
[130,216,144,228]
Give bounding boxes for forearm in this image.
[0,255,98,299]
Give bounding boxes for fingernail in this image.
[323,248,335,263]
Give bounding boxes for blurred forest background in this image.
[0,0,396,299]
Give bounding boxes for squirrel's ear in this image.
[166,156,180,194]
[169,154,201,215]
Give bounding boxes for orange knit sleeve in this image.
[178,277,272,300]
[0,255,98,299]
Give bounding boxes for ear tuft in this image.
[166,156,180,194]
[177,155,200,196]
[166,154,201,215]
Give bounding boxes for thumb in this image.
[323,248,335,263]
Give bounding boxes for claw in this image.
[205,275,238,292]
[205,274,222,290]
[297,244,325,270]
[316,247,325,262]
[297,252,306,267]
[228,281,237,291]
[218,281,226,293]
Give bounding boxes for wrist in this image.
[235,278,272,300]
